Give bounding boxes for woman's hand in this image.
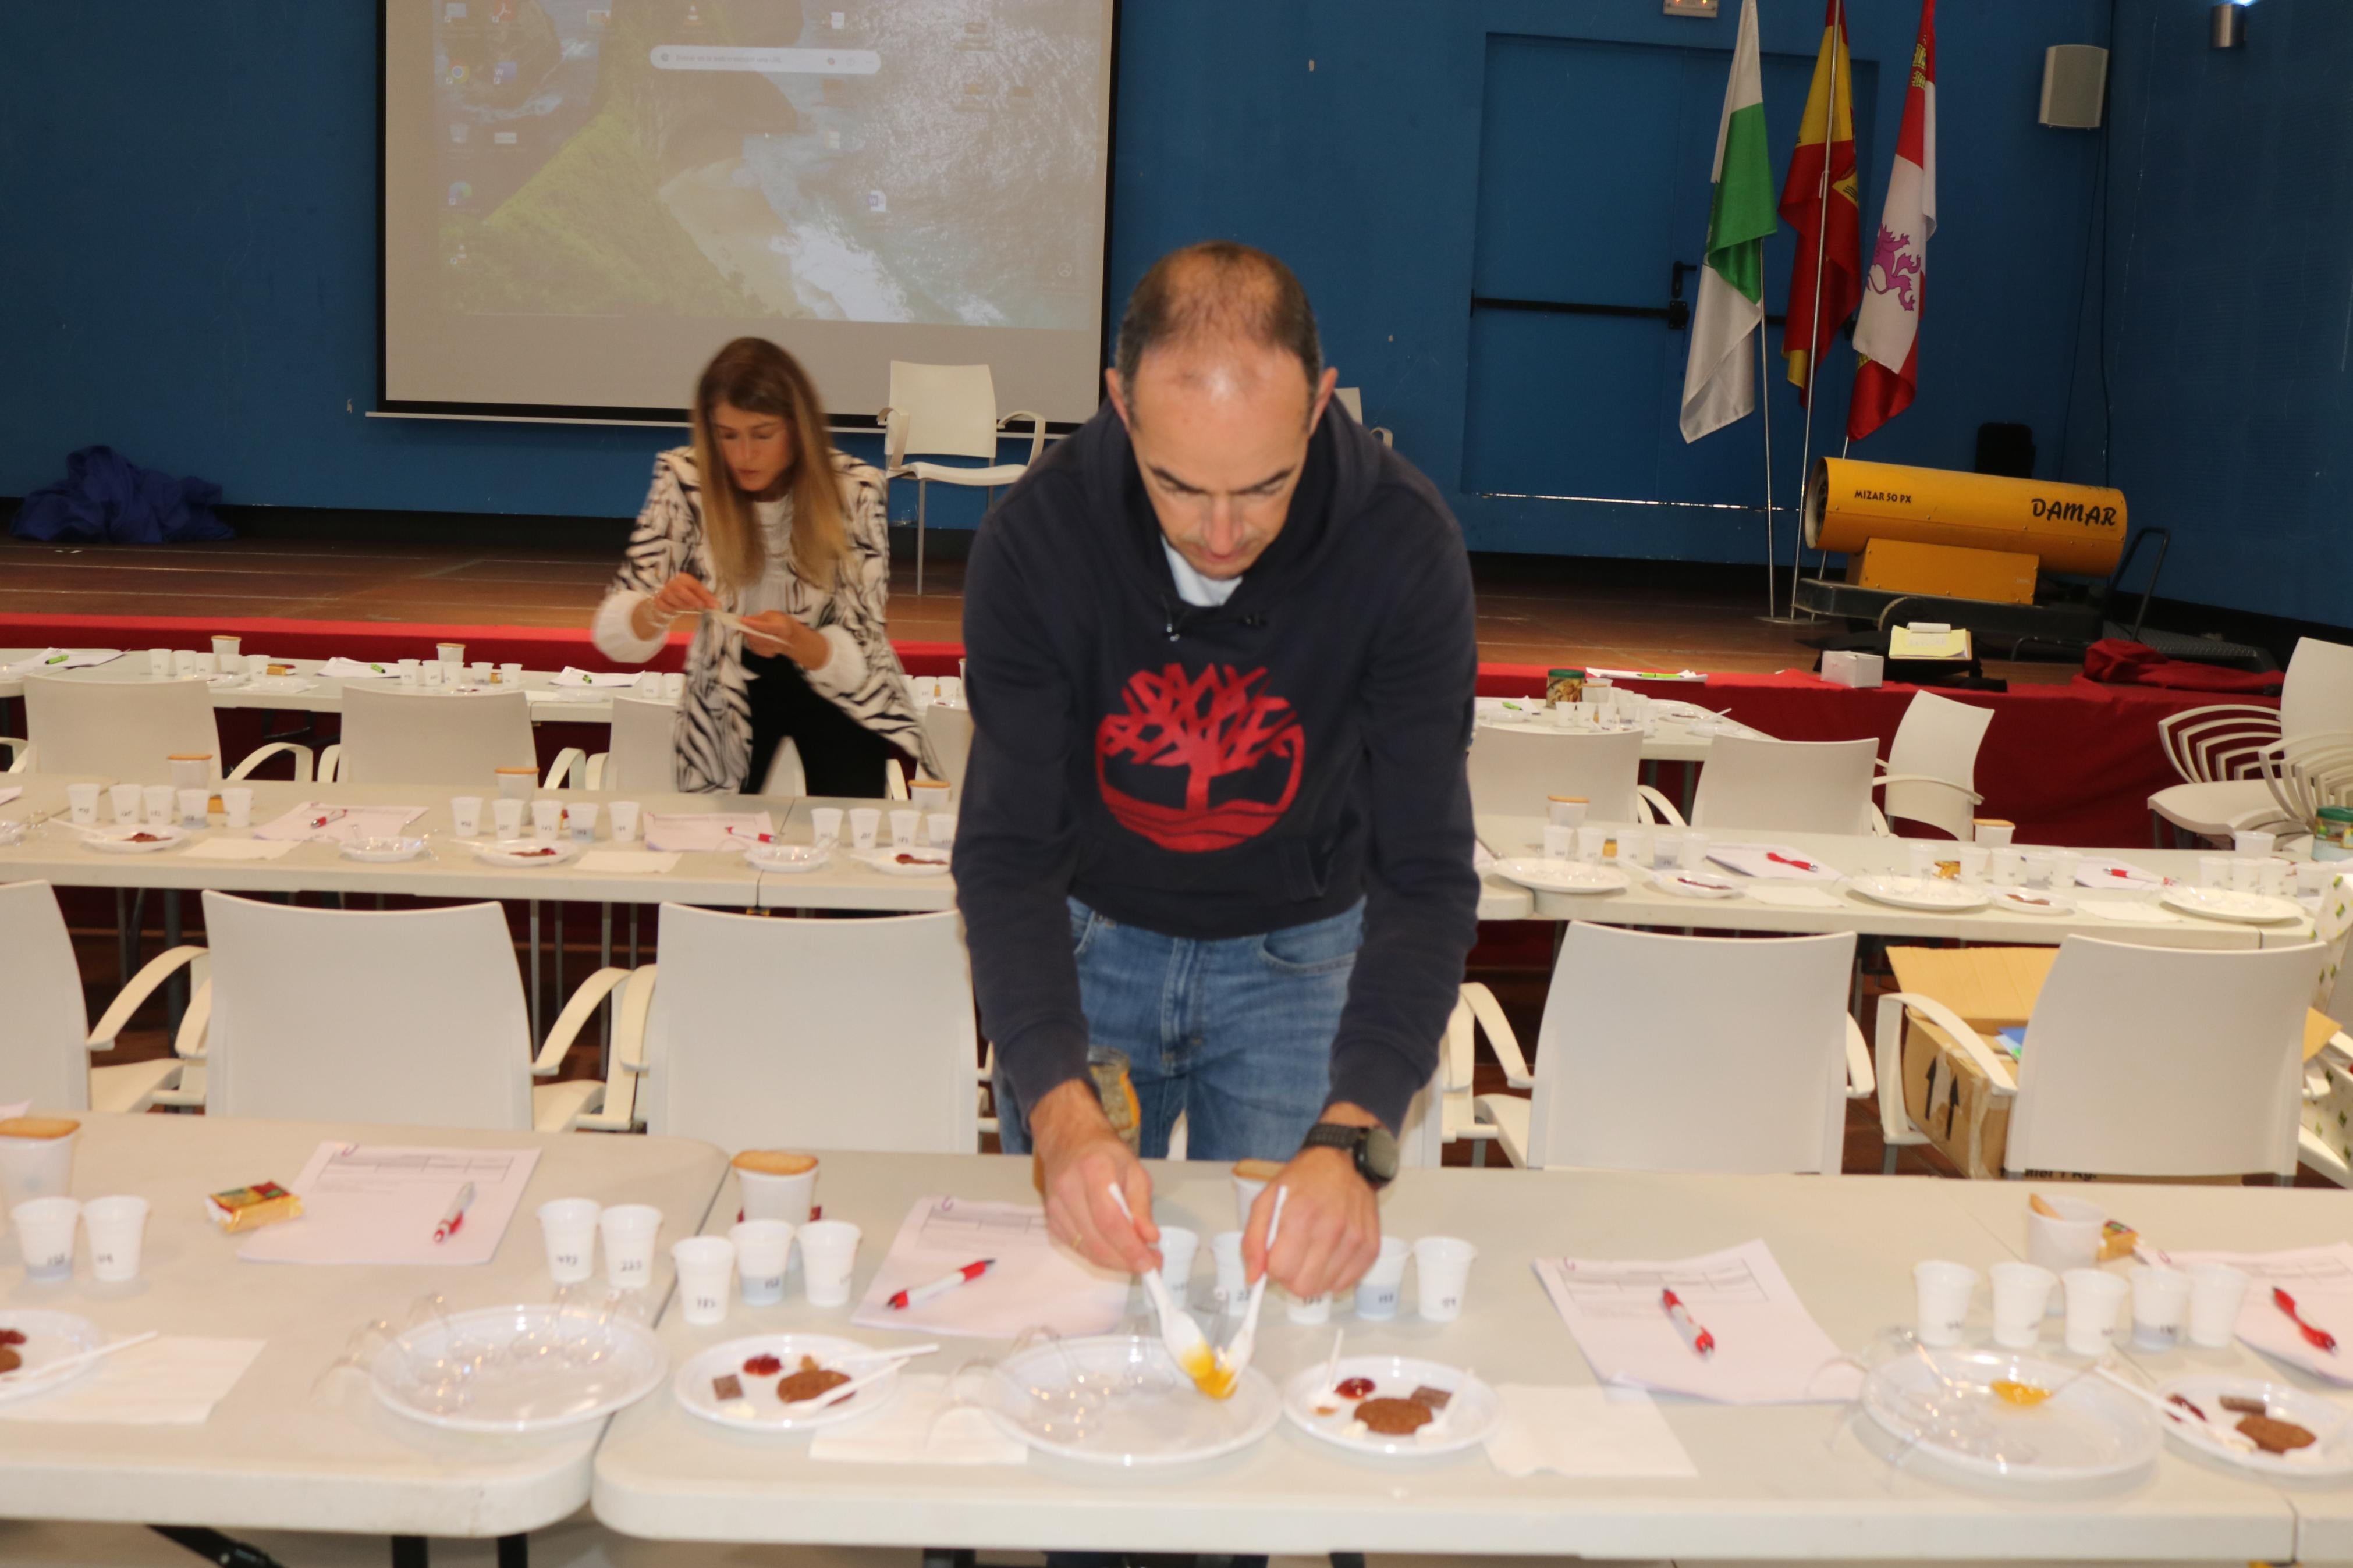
[739,610,830,668]
[630,574,721,642]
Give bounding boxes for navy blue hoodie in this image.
[954,401,1480,1134]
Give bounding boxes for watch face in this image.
[1360,1125,1400,1185]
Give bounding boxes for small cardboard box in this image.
[1820,649,1884,689]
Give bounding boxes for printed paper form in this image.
[852,1195,1130,1340]
[237,1143,540,1266]
[642,811,775,852]
[1534,1239,1861,1405]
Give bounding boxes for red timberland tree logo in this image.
[1095,663,1305,852]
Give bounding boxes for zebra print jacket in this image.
[591,446,934,794]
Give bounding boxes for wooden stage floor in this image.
[0,535,2075,684]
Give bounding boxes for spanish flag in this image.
[1778,0,1861,406]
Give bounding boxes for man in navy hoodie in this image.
[956,241,1478,1300]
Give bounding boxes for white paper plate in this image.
[673,1333,900,1432]
[1653,870,1742,899]
[1845,874,1992,912]
[471,839,577,868]
[1861,1348,2159,1484]
[979,1334,1280,1467]
[2159,886,2306,925]
[0,1311,106,1405]
[746,844,832,874]
[340,837,428,863]
[370,1303,665,1434]
[857,848,952,877]
[1992,886,2076,916]
[80,826,189,854]
[1491,858,1630,895]
[2155,1374,2353,1476]
[1281,1356,1500,1458]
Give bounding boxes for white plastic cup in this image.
[1679,831,1709,872]
[1209,1230,1248,1316]
[470,660,493,684]
[2187,1263,2250,1349]
[247,654,271,680]
[1413,1235,1477,1321]
[849,808,880,851]
[2234,829,2278,858]
[568,801,600,843]
[2199,855,2230,888]
[730,1219,795,1306]
[662,672,686,701]
[2130,1264,2192,1350]
[1231,1165,1276,1229]
[12,1197,79,1280]
[2259,858,2292,898]
[398,658,420,687]
[173,651,200,678]
[1156,1225,1199,1308]
[1907,842,1938,880]
[1542,823,1574,861]
[450,796,484,838]
[176,789,209,829]
[495,767,537,801]
[2048,850,2082,888]
[1990,848,2025,886]
[537,1198,600,1284]
[2020,851,2056,888]
[530,799,562,842]
[492,798,525,840]
[109,784,141,824]
[1989,1261,2057,1349]
[908,778,954,816]
[146,648,171,678]
[734,1155,818,1224]
[1616,829,1649,866]
[795,1219,862,1308]
[1913,1260,1978,1348]
[2230,858,2260,893]
[1958,846,1991,884]
[82,1194,148,1283]
[1546,796,1589,828]
[220,787,253,829]
[889,809,919,848]
[211,635,241,665]
[501,662,523,685]
[1575,825,1607,862]
[1353,1235,1412,1320]
[926,813,956,848]
[436,641,465,666]
[2025,1193,2105,1285]
[142,785,175,828]
[169,756,211,794]
[634,671,662,695]
[0,1126,77,1212]
[1284,1290,1332,1325]
[1975,820,2015,847]
[597,1203,662,1290]
[65,784,100,827]
[2062,1268,2129,1356]
[609,801,640,843]
[420,660,443,688]
[672,1236,737,1326]
[811,807,843,848]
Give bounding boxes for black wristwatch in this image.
[1300,1121,1399,1189]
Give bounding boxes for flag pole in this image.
[1790,0,1843,621]
[1759,326,1777,616]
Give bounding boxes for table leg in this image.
[496,1534,528,1568]
[552,902,565,1018]
[599,902,614,1071]
[163,890,185,1037]
[528,901,542,1044]
[390,1537,428,1568]
[116,888,134,986]
[148,1524,289,1567]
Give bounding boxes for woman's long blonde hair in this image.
[690,337,849,596]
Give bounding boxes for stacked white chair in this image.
[15,676,312,780]
[879,361,1046,595]
[2150,636,2353,845]
[0,881,193,1113]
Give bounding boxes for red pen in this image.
[1662,1288,1716,1358]
[888,1258,993,1310]
[726,829,782,845]
[1765,852,1820,874]
[2274,1287,2338,1354]
[432,1182,475,1245]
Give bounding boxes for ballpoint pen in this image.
[433,1182,475,1244]
[1662,1288,1716,1358]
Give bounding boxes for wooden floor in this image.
[0,535,2077,684]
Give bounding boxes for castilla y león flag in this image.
[1849,0,1937,442]
[1778,0,1860,406]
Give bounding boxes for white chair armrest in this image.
[175,977,212,1062]
[1,738,29,773]
[544,748,588,790]
[1441,995,1475,1094]
[2300,1125,2353,1190]
[87,945,207,1051]
[998,409,1048,467]
[1634,784,1687,827]
[1869,803,1891,837]
[228,741,314,783]
[879,404,911,471]
[317,743,343,784]
[1367,425,1394,449]
[1879,990,2017,1094]
[1458,982,1533,1089]
[1844,1013,1875,1100]
[585,753,608,791]
[1872,773,1985,805]
[571,964,656,1132]
[885,758,908,800]
[534,966,634,1076]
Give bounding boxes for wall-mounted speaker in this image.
[2039,45,2109,129]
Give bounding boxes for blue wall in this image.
[2,1,2121,577]
[2063,0,2353,625]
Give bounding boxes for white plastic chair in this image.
[18,676,311,781]
[1465,726,1681,824]
[1468,924,1868,1172]
[920,702,973,793]
[1874,936,2327,1179]
[1878,690,1991,840]
[581,905,978,1154]
[0,881,193,1113]
[2150,637,2353,845]
[879,362,1046,595]
[184,893,615,1130]
[1688,734,1884,835]
[1332,386,1394,449]
[323,684,583,788]
[585,695,678,792]
[2258,732,2353,840]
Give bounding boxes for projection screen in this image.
[381,1,1117,426]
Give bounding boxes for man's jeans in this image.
[995,898,1365,1161]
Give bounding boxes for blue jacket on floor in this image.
[10,446,232,544]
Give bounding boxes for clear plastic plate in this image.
[369,1303,665,1434]
[1861,1347,2159,1483]
[1490,857,1630,895]
[973,1333,1280,1467]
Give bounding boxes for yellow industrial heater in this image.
[1802,457,2128,606]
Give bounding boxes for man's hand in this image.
[1029,1078,1158,1275]
[737,609,829,666]
[1241,1103,1384,1300]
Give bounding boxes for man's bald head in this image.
[1113,242,1323,422]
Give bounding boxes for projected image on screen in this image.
[384,1,1115,422]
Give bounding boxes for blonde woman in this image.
[592,337,931,795]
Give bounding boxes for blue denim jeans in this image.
[995,898,1365,1162]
